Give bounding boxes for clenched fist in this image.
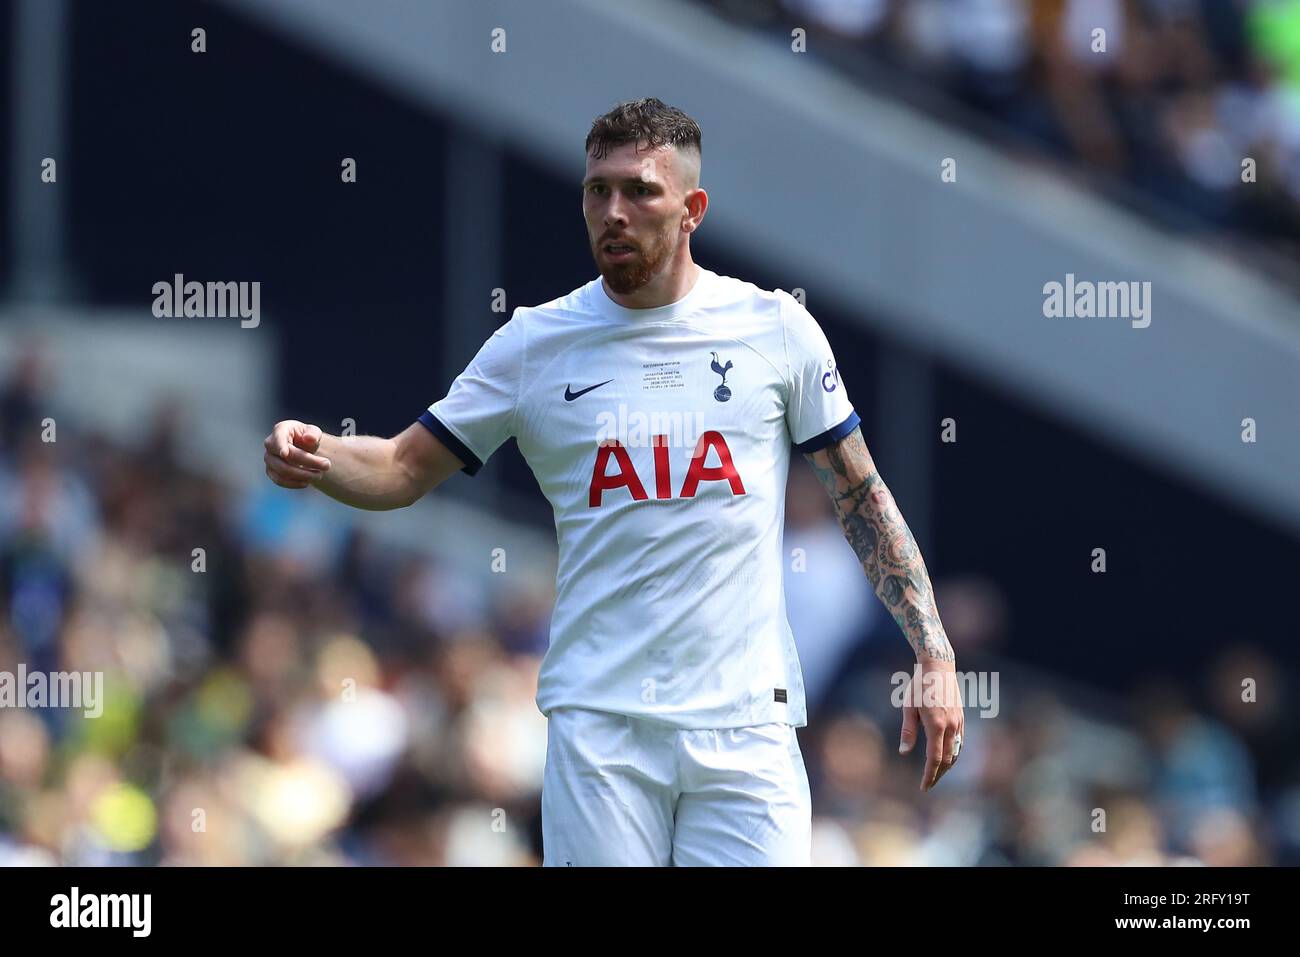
[263,420,331,489]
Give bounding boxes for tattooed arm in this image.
[803,426,953,663]
[804,425,964,790]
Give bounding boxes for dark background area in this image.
[0,0,12,289]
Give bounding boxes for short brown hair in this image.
[585,97,702,161]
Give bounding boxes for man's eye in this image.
[634,186,650,196]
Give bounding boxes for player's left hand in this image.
[898,656,965,792]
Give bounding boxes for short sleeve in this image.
[419,311,525,476]
[779,291,860,453]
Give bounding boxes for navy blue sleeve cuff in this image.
[417,411,484,476]
[794,410,861,454]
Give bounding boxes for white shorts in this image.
[541,707,812,866]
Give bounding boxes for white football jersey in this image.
[422,267,859,729]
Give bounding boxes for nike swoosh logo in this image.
[564,379,614,401]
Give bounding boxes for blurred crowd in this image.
[1,348,1297,866]
[697,0,1300,268]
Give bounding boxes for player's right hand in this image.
[263,420,331,489]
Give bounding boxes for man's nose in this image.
[604,194,628,227]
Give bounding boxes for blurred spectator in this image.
[696,0,1300,269]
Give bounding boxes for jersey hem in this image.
[537,700,809,731]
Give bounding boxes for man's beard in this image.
[594,229,672,295]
